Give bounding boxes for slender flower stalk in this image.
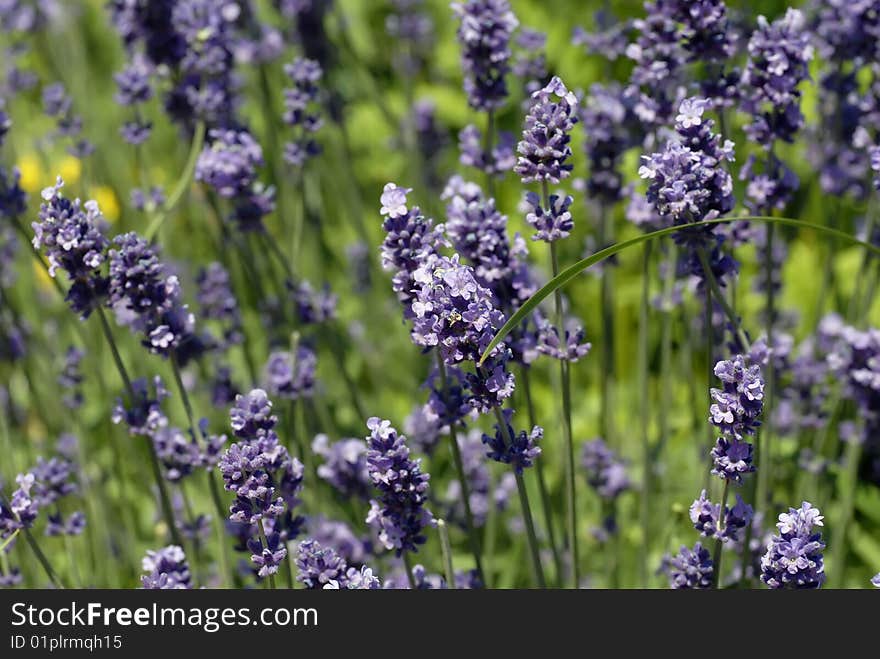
[436,355,485,584]
[437,519,456,589]
[710,479,730,588]
[638,241,651,586]
[520,368,563,585]
[549,234,577,587]
[23,527,66,589]
[489,406,545,587]
[144,120,206,242]
[94,305,182,548]
[168,351,234,583]
[515,76,580,588]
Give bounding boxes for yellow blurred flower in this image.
[16,153,41,193]
[59,156,82,185]
[91,185,120,223]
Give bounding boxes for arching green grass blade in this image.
[478,216,880,366]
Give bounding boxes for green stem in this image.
[24,527,66,589]
[598,203,615,445]
[145,120,206,242]
[170,352,234,585]
[208,473,231,587]
[492,406,546,587]
[830,436,862,587]
[0,528,20,554]
[548,232,577,588]
[638,242,652,587]
[95,307,183,547]
[437,519,456,589]
[402,552,417,589]
[695,247,751,352]
[291,170,306,267]
[258,521,277,590]
[711,479,730,589]
[521,369,563,585]
[436,356,484,583]
[762,222,776,511]
[484,110,496,199]
[656,243,677,460]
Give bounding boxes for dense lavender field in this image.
[0,0,878,590]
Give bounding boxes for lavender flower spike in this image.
[452,0,519,111]
[364,417,433,555]
[32,177,110,318]
[514,76,579,184]
[760,502,825,589]
[141,545,192,589]
[668,542,713,589]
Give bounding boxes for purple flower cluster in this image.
[709,436,755,483]
[571,12,631,62]
[304,516,371,566]
[639,97,737,285]
[296,538,380,589]
[409,253,506,364]
[282,57,323,167]
[219,389,305,577]
[379,183,446,315]
[760,502,825,589]
[31,455,82,536]
[291,280,337,325]
[741,9,813,147]
[386,0,434,78]
[482,409,542,474]
[709,355,765,440]
[1,448,85,540]
[639,98,734,225]
[32,178,109,318]
[112,375,169,436]
[169,0,236,126]
[0,107,23,297]
[411,100,448,187]
[522,191,574,243]
[108,232,205,364]
[823,320,880,471]
[535,317,591,363]
[42,82,94,158]
[668,542,713,589]
[672,0,736,64]
[196,129,263,199]
[112,375,221,481]
[689,489,753,543]
[196,262,242,348]
[514,77,579,184]
[114,56,153,145]
[58,346,84,410]
[1,473,40,536]
[458,124,515,178]
[451,0,519,111]
[740,155,799,216]
[626,3,685,99]
[141,545,193,589]
[312,434,371,500]
[580,83,641,203]
[108,0,186,69]
[364,417,433,555]
[264,346,317,401]
[581,438,630,500]
[513,28,548,101]
[443,176,533,308]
